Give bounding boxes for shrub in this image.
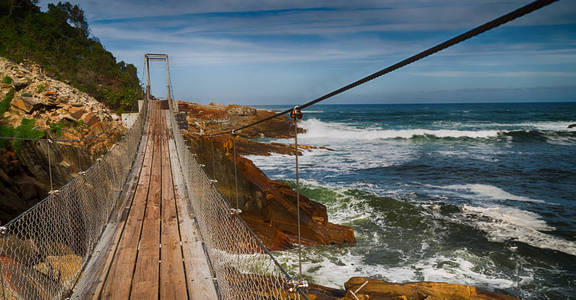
[36,84,45,93]
[2,76,13,84]
[49,121,66,137]
[0,88,15,116]
[12,119,45,151]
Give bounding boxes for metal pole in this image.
[145,55,151,100]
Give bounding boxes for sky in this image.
[38,0,576,105]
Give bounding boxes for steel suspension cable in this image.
[204,0,558,137]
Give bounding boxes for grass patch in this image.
[0,88,14,116]
[2,76,13,84]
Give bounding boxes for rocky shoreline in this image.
[178,101,519,300]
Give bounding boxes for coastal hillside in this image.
[0,56,126,223]
[0,0,142,112]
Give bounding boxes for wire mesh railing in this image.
[167,98,308,299]
[0,99,148,299]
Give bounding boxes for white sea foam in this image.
[299,119,501,141]
[443,184,545,203]
[460,205,576,256]
[277,248,517,290]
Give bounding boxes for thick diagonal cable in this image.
[205,0,557,137]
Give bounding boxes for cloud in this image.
[37,0,576,103]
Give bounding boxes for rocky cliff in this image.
[0,57,126,223]
[179,102,354,250]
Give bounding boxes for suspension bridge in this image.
[0,1,559,299]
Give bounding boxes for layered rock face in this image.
[0,57,126,223]
[180,102,354,250]
[186,134,354,250]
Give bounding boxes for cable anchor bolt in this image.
[209,179,218,185]
[48,190,60,195]
[0,226,7,235]
[290,106,303,120]
[230,208,242,215]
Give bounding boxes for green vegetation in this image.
[1,89,44,150]
[0,1,142,112]
[36,84,45,92]
[21,92,32,97]
[2,76,12,84]
[49,121,65,137]
[0,119,45,150]
[0,88,14,115]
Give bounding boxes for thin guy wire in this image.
[294,116,303,283]
[203,0,558,137]
[211,135,216,180]
[232,133,239,209]
[47,140,53,191]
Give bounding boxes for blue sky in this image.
[39,0,576,105]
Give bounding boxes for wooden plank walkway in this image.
[74,101,217,299]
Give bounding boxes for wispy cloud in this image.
[38,0,576,103]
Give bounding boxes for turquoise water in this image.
[251,102,576,299]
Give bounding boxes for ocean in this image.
[250,102,576,299]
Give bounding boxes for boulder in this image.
[11,96,40,113]
[568,123,576,129]
[69,106,85,120]
[341,277,518,300]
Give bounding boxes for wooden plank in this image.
[130,104,162,299]
[73,130,150,300]
[100,103,158,300]
[165,119,218,300]
[160,113,188,300]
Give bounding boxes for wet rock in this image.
[568,123,576,129]
[340,277,519,300]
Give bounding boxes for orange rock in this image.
[340,277,518,300]
[81,112,99,127]
[69,106,84,120]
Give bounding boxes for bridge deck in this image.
[74,101,217,299]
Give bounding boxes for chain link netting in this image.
[167,99,308,300]
[0,100,148,300]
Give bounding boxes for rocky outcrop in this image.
[179,101,303,138]
[0,57,126,223]
[180,101,353,250]
[568,123,576,129]
[338,277,519,300]
[187,134,354,250]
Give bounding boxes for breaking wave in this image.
[298,118,576,143]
